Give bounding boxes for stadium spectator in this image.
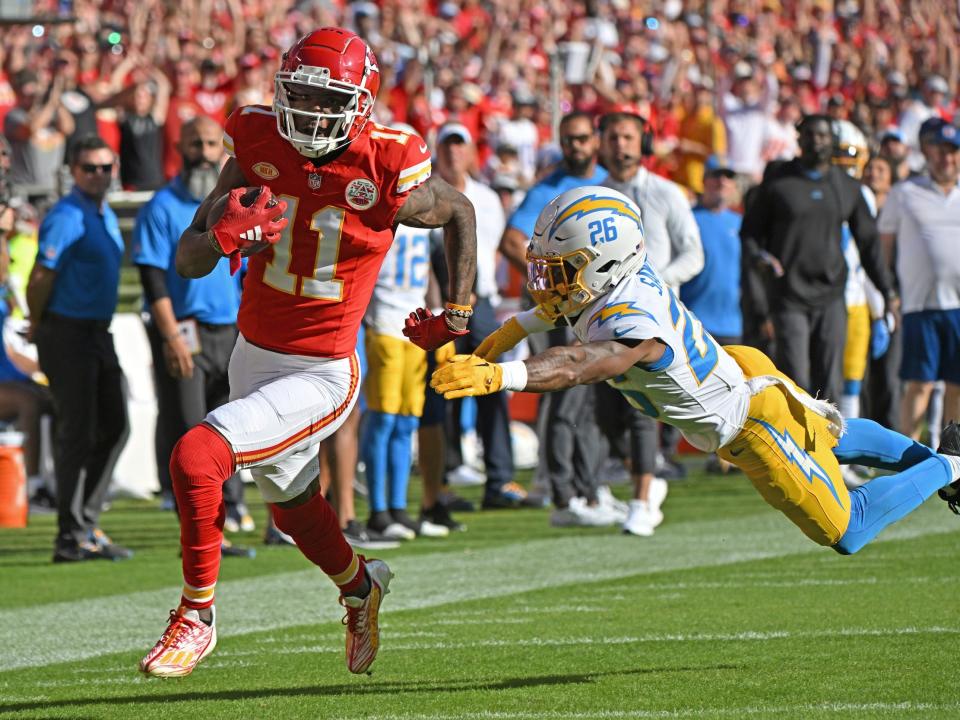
[140,29,477,679]
[112,58,170,191]
[599,108,703,537]
[899,75,952,173]
[878,117,960,440]
[5,69,74,203]
[497,110,615,527]
[681,158,743,346]
[433,186,960,560]
[430,121,522,510]
[132,116,254,558]
[741,114,896,404]
[720,63,777,189]
[675,78,727,196]
[861,155,901,433]
[878,129,911,183]
[27,134,130,563]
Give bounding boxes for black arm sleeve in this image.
[137,264,170,305]
[739,183,771,317]
[847,185,893,299]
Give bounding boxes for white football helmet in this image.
[527,186,646,319]
[832,119,869,178]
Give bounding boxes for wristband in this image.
[207,230,227,257]
[445,302,474,318]
[498,360,528,392]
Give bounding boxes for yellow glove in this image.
[435,341,456,365]
[475,316,529,361]
[430,354,503,399]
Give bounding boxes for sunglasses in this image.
[79,163,113,174]
[560,134,594,145]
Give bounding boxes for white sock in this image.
[943,454,960,483]
[839,394,860,420]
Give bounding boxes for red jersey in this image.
[224,106,432,358]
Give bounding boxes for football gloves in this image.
[430,354,503,399]
[870,318,890,359]
[209,186,288,274]
[403,307,468,351]
[474,317,528,361]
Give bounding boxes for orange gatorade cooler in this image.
[0,430,27,528]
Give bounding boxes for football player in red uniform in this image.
[140,27,477,679]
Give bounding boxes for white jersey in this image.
[572,262,751,452]
[365,224,431,339]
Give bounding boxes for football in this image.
[206,186,280,256]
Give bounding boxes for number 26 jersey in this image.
[572,261,750,453]
[223,106,432,358]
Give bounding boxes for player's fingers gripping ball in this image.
[402,306,469,351]
[207,186,289,273]
[430,354,503,399]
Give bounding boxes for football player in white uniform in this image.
[431,187,960,551]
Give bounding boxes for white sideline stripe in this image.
[212,624,960,659]
[334,703,960,720]
[0,506,955,673]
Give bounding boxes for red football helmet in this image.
[274,28,381,158]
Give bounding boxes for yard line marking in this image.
[0,507,955,673]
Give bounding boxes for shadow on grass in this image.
[0,664,742,714]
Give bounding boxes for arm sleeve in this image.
[385,134,432,227]
[659,184,704,287]
[848,182,892,298]
[138,264,170,304]
[36,205,84,271]
[739,183,771,317]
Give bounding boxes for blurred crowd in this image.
[1,0,958,206]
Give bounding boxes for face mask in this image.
[182,162,219,201]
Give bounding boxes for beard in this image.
[182,162,219,201]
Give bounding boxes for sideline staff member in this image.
[27,134,131,563]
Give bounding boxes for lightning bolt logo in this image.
[551,194,643,236]
[588,301,654,329]
[750,417,844,509]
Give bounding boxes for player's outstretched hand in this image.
[430,354,502,399]
[474,317,528,361]
[209,186,288,258]
[403,307,468,351]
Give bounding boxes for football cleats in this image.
[832,119,869,179]
[274,28,380,158]
[526,186,646,320]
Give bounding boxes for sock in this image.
[839,381,860,420]
[387,414,419,510]
[270,490,366,594]
[834,454,953,554]
[833,418,937,472]
[171,424,235,610]
[944,454,960,482]
[362,411,397,513]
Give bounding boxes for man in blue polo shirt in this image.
[493,110,619,528]
[27,134,132,563]
[132,116,254,558]
[681,156,743,345]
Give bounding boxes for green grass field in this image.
[2,467,958,720]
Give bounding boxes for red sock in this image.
[270,491,365,593]
[171,424,235,609]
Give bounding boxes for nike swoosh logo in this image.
[419,143,428,154]
[613,327,633,338]
[729,447,744,457]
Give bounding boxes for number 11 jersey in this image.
[223,106,432,358]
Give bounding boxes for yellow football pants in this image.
[364,331,427,416]
[717,345,851,546]
[844,303,870,383]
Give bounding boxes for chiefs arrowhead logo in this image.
[252,162,280,180]
[345,178,379,210]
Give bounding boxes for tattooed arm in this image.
[396,174,477,330]
[520,338,666,391]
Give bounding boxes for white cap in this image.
[437,122,472,145]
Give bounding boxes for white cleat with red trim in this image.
[340,559,393,674]
[140,605,217,677]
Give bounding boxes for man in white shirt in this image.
[898,75,950,174]
[878,117,960,440]
[427,122,525,509]
[597,108,703,534]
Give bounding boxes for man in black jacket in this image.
[740,114,898,403]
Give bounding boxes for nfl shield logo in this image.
[308,173,323,190]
